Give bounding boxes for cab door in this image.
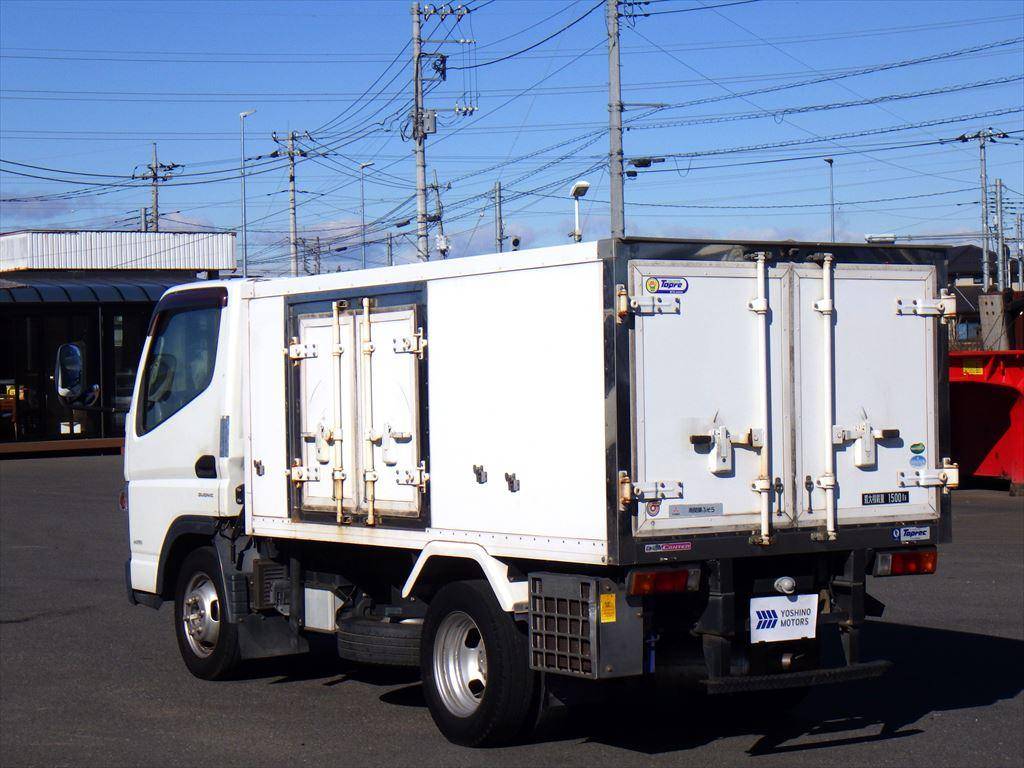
[124,287,228,594]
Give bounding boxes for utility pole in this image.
[412,3,430,260]
[958,128,1009,292]
[288,132,299,277]
[272,131,304,276]
[494,180,504,253]
[139,208,148,232]
[150,144,160,230]
[431,170,449,259]
[386,232,394,266]
[995,178,1006,292]
[825,158,835,241]
[1011,211,1019,290]
[135,143,180,232]
[607,0,625,239]
[314,236,322,275]
[359,161,374,269]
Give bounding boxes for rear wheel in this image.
[173,546,240,680]
[421,580,538,747]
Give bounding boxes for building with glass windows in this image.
[0,230,235,453]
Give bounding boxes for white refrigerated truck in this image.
[59,238,958,746]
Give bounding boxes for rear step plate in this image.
[704,660,893,694]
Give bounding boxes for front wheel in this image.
[420,580,539,747]
[173,546,241,680]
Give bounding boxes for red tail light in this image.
[627,566,701,595]
[873,548,937,576]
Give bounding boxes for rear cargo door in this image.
[793,263,941,528]
[629,260,792,536]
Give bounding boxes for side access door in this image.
[285,297,427,524]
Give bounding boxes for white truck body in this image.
[114,238,955,745]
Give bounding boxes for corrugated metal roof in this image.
[0,272,191,303]
[0,230,236,272]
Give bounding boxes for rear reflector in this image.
[873,548,937,577]
[118,486,128,513]
[627,566,701,595]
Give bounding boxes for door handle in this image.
[195,455,217,479]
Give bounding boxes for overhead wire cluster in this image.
[1,1,1022,270]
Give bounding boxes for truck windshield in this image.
[137,304,221,435]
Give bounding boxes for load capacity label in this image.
[749,594,818,643]
[862,491,910,506]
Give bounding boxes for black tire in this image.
[337,616,421,667]
[420,580,539,747]
[173,546,241,680]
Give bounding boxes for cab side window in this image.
[137,305,221,435]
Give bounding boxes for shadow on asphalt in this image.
[227,620,1023,755]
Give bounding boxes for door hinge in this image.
[898,458,959,490]
[286,338,319,360]
[629,295,681,316]
[396,460,429,492]
[393,327,427,358]
[632,481,684,501]
[288,463,320,483]
[895,289,956,324]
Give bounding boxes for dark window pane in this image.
[138,306,221,435]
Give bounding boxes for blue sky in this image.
[1,0,1022,274]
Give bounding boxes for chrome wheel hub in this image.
[433,611,487,717]
[181,572,220,658]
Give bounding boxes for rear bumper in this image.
[704,659,892,695]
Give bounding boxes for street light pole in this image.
[825,157,835,242]
[239,109,256,278]
[360,161,374,269]
[570,180,590,242]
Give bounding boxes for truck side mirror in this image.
[55,343,85,402]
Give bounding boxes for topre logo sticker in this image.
[891,525,930,542]
[910,442,926,455]
[645,276,689,294]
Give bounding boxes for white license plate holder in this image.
[749,594,818,643]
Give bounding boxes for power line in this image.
[629,76,1023,131]
[450,1,604,70]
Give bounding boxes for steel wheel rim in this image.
[432,611,487,717]
[182,572,220,658]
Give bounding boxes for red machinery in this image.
[949,350,1024,494]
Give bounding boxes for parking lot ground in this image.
[1,455,1022,767]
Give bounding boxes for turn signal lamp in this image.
[627,566,701,595]
[873,548,937,577]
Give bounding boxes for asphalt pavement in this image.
[1,455,1022,767]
